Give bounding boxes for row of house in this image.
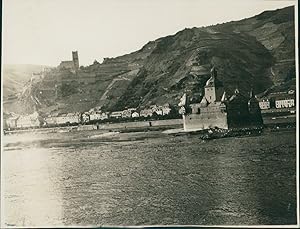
[4,112,41,129]
[108,104,172,120]
[82,104,172,123]
[4,104,173,129]
[45,113,81,125]
[257,90,296,110]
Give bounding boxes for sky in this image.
[2,0,296,66]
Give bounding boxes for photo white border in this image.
[0,0,299,228]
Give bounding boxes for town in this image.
[3,84,295,132]
[3,103,179,130]
[3,52,296,132]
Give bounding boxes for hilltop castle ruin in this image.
[58,51,79,72]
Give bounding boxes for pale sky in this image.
[2,0,296,66]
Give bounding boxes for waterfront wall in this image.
[183,113,228,131]
[77,125,98,131]
[263,115,296,125]
[4,119,183,134]
[97,119,182,130]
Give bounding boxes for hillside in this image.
[3,65,52,114]
[3,6,295,115]
[3,64,49,98]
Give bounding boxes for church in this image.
[180,67,263,131]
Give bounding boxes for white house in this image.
[275,98,295,108]
[132,111,140,118]
[258,98,271,110]
[81,112,90,123]
[162,104,172,115]
[16,112,40,128]
[110,111,123,119]
[89,112,102,121]
[140,108,153,117]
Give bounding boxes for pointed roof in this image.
[205,66,223,88]
[200,96,208,107]
[249,88,254,98]
[248,89,259,104]
[221,91,227,102]
[178,93,187,107]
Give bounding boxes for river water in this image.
[2,129,297,227]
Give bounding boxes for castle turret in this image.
[247,89,263,125]
[200,96,208,107]
[204,67,224,103]
[248,89,260,114]
[72,51,79,70]
[221,91,227,102]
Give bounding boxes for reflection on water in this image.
[2,130,297,226]
[3,147,63,226]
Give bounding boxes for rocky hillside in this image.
[3,64,51,114]
[3,64,48,99]
[3,6,295,115]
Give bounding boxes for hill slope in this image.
[3,64,49,98]
[3,6,295,115]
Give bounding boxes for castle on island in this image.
[180,67,263,131]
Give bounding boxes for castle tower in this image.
[204,67,224,103]
[72,51,79,70]
[248,88,263,125]
[248,89,260,114]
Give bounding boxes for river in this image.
[2,129,297,226]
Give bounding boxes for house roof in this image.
[270,94,295,101]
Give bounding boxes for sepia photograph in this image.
[1,0,298,227]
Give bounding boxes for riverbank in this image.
[3,119,183,135]
[3,116,296,137]
[163,125,296,140]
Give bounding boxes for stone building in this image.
[150,105,163,115]
[110,111,123,119]
[132,111,140,118]
[16,112,41,128]
[45,113,80,125]
[5,116,19,129]
[258,98,271,110]
[81,112,90,123]
[181,67,263,131]
[89,111,109,121]
[140,108,154,118]
[162,104,172,116]
[257,92,296,110]
[122,108,136,118]
[274,94,295,108]
[89,112,101,121]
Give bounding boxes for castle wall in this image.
[59,61,74,70]
[183,112,228,131]
[226,101,263,128]
[226,102,249,128]
[216,87,224,101]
